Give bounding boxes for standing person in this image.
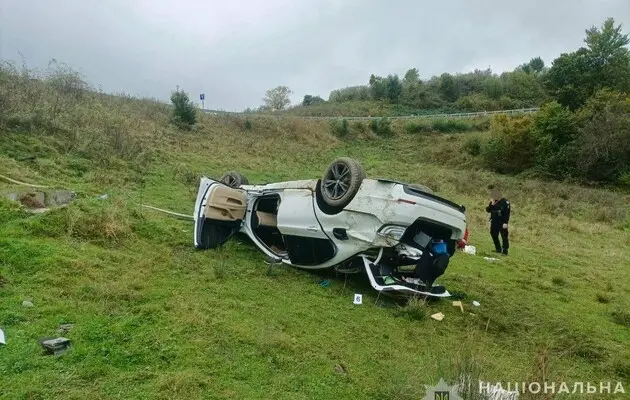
[485,185,510,255]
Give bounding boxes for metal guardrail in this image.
[200,107,540,120]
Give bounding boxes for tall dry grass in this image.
[0,60,169,167]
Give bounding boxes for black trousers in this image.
[490,223,509,252]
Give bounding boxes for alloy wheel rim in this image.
[323,163,350,200]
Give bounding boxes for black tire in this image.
[219,171,249,188]
[318,157,365,212]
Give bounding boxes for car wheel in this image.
[219,171,249,188]
[319,157,365,211]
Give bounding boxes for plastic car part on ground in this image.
[317,279,330,288]
[430,312,444,321]
[463,245,477,255]
[38,337,71,356]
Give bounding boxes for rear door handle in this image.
[307,226,319,232]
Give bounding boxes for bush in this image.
[573,90,630,184]
[403,117,490,134]
[24,197,137,246]
[371,117,392,136]
[463,136,482,156]
[170,88,197,130]
[404,120,432,134]
[482,115,537,173]
[531,101,579,178]
[455,93,500,112]
[431,119,473,133]
[244,118,253,130]
[369,118,378,133]
[352,121,366,133]
[471,117,491,131]
[330,118,349,137]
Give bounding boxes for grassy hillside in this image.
[276,101,452,118]
[1,65,630,399]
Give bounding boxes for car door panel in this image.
[276,189,336,266]
[194,178,246,249]
[276,189,329,239]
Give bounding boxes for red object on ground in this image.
[457,228,469,248]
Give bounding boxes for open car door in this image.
[194,177,247,249]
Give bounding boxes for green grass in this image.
[1,64,630,399]
[275,100,454,118]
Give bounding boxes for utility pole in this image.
[200,93,205,110]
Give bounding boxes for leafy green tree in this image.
[456,93,499,111]
[454,69,492,98]
[520,57,545,74]
[438,73,458,102]
[531,101,579,177]
[368,74,387,100]
[545,48,592,110]
[170,88,197,130]
[401,68,423,106]
[403,68,420,86]
[502,70,547,106]
[546,18,630,110]
[482,115,537,174]
[384,74,403,103]
[484,78,504,100]
[263,86,293,111]
[573,89,630,183]
[329,86,370,102]
[528,57,545,73]
[302,94,325,106]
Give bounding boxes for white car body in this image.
[193,175,467,297]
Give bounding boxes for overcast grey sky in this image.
[2,0,629,111]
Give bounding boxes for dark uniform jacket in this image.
[486,198,511,225]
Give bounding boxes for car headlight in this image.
[377,225,407,241]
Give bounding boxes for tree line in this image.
[473,18,630,186]
[251,17,628,116]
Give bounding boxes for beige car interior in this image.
[205,185,286,254]
[256,211,277,227]
[204,186,247,221]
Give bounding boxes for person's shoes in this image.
[502,249,508,256]
[494,249,502,253]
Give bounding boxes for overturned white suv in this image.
[193,158,467,297]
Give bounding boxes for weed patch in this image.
[611,309,630,327]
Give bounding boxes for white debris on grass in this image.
[430,312,444,321]
[463,245,477,255]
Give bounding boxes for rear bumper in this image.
[356,180,467,243]
[360,256,451,297]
